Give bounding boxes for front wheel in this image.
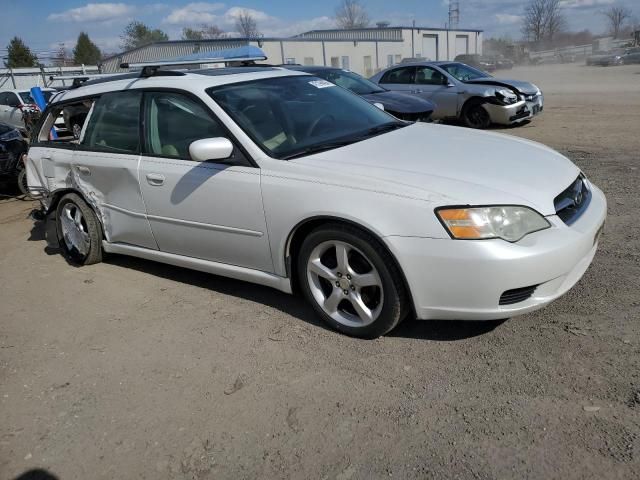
[462,102,491,129]
[297,224,408,338]
[56,193,103,265]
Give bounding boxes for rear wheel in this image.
[297,224,408,338]
[56,193,103,265]
[462,101,491,129]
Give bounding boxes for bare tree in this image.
[602,6,632,38]
[335,0,370,29]
[521,0,566,44]
[522,0,546,43]
[182,25,226,40]
[544,0,566,41]
[235,10,260,39]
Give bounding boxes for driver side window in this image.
[143,91,228,161]
[415,67,446,85]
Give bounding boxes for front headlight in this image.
[436,205,551,242]
[495,88,518,104]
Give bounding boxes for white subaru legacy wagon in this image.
[26,66,606,338]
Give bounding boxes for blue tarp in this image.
[167,45,267,63]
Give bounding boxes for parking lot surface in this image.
[1,63,639,479]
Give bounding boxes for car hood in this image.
[291,123,579,215]
[465,77,539,95]
[361,90,435,114]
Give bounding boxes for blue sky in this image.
[0,0,637,60]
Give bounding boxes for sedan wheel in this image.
[463,102,491,129]
[298,224,408,338]
[306,240,384,328]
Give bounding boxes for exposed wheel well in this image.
[460,96,489,116]
[47,188,105,238]
[285,216,415,315]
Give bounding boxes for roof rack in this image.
[119,55,267,78]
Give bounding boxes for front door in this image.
[138,91,273,272]
[413,66,459,119]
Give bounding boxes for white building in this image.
[101,26,483,77]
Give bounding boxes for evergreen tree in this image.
[73,32,102,65]
[120,21,168,50]
[5,37,38,68]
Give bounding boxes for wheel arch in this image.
[284,215,415,315]
[46,188,106,239]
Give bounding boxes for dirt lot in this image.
[1,63,639,479]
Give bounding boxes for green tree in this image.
[5,37,38,68]
[73,32,102,65]
[120,20,168,50]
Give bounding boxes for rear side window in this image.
[82,91,141,154]
[143,91,227,160]
[380,67,415,84]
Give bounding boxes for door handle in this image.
[41,155,52,160]
[412,89,423,93]
[75,165,91,175]
[146,173,165,186]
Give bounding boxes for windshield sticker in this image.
[308,80,335,89]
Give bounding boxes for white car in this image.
[0,88,58,131]
[26,67,606,338]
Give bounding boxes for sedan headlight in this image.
[436,206,550,242]
[495,88,518,105]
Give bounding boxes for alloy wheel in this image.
[306,240,384,327]
[60,203,90,257]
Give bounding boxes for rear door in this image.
[74,90,157,249]
[138,90,272,272]
[377,66,416,94]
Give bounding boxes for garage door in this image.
[422,35,438,61]
[455,35,469,56]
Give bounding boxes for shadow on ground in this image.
[25,212,507,343]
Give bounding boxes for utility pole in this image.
[449,0,460,30]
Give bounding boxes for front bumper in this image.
[385,185,606,320]
[483,93,544,125]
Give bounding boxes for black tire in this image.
[17,168,29,197]
[56,193,103,265]
[462,101,491,129]
[297,223,409,338]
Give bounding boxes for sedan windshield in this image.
[315,69,386,95]
[208,75,404,160]
[439,63,491,82]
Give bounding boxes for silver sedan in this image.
[369,61,543,129]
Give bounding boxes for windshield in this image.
[315,69,385,95]
[440,63,491,82]
[19,90,53,105]
[208,75,403,159]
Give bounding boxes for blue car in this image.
[284,66,435,122]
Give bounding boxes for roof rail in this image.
[49,73,121,87]
[120,55,267,78]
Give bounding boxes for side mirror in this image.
[189,137,234,162]
[373,102,385,111]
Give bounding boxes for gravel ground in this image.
[1,63,639,480]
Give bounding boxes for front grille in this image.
[499,285,538,305]
[554,174,591,225]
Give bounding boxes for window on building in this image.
[387,54,394,67]
[303,57,314,66]
[330,57,340,67]
[341,56,350,70]
[363,56,372,77]
[395,54,402,64]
